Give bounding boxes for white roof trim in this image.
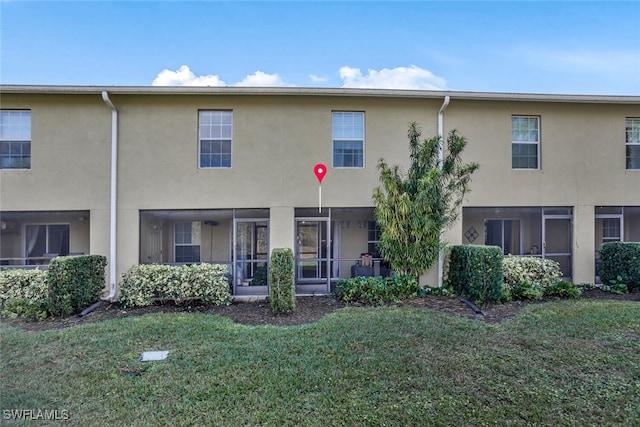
[1,84,639,104]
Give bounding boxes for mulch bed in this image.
[2,289,638,332]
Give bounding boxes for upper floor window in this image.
[333,112,364,168]
[626,118,640,170]
[199,110,232,168]
[1,110,31,169]
[512,116,540,169]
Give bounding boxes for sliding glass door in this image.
[233,219,269,295]
[295,218,331,294]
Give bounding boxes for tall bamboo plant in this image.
[373,122,479,279]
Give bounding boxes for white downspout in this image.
[101,91,118,300]
[437,95,450,288]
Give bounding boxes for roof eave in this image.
[1,84,639,104]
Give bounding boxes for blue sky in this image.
[1,1,639,95]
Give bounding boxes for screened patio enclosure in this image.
[139,209,269,296]
[0,210,90,269]
[462,207,573,279]
[139,207,387,296]
[294,207,386,295]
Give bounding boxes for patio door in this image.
[485,219,521,255]
[25,224,70,263]
[543,215,572,279]
[233,219,269,296]
[146,223,163,263]
[295,218,331,294]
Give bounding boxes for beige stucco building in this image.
[1,85,639,298]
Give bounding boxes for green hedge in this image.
[269,248,295,314]
[119,263,232,308]
[448,245,503,306]
[336,274,420,305]
[502,255,562,300]
[0,269,49,320]
[47,255,107,317]
[598,242,640,292]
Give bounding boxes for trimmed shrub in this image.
[448,245,503,306]
[0,269,49,320]
[172,263,232,303]
[502,255,562,300]
[120,264,172,307]
[336,274,420,305]
[598,242,640,292]
[269,248,295,314]
[47,255,107,317]
[119,263,231,308]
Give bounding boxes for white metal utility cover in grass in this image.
[140,351,169,361]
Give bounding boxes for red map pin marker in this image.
[314,163,327,184]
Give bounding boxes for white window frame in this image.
[174,221,201,263]
[1,110,31,170]
[198,110,232,169]
[511,115,540,170]
[626,117,640,170]
[332,111,365,168]
[601,218,622,243]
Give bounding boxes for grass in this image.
[1,299,639,426]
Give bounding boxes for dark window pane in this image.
[333,140,363,167]
[0,141,31,169]
[211,141,222,154]
[200,141,211,154]
[48,225,70,255]
[512,143,538,169]
[221,140,232,154]
[627,145,640,169]
[175,245,200,263]
[333,151,343,167]
[26,225,47,258]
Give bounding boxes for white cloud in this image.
[309,74,327,83]
[234,71,292,87]
[152,65,226,86]
[339,65,447,90]
[152,65,449,90]
[152,66,293,87]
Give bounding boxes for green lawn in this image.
[1,299,639,426]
